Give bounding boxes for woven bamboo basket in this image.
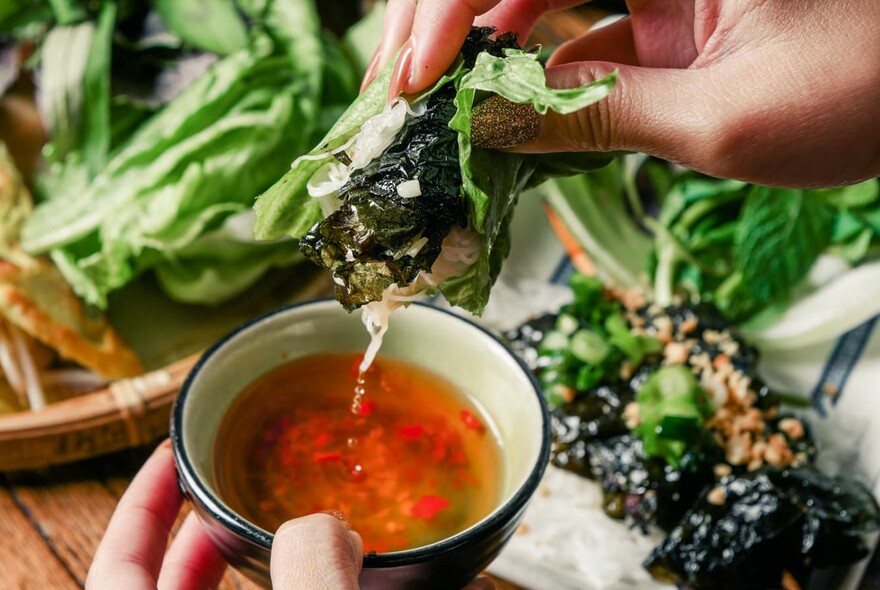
[0,353,196,470]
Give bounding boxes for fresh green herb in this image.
[544,156,880,327]
[534,272,661,406]
[721,187,836,317]
[634,366,714,468]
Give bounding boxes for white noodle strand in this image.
[0,322,26,404]
[358,226,482,374]
[306,97,427,202]
[9,324,46,411]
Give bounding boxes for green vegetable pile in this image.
[3,0,379,307]
[545,157,880,335]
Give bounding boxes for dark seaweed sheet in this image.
[644,473,805,590]
[644,468,880,589]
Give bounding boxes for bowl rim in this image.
[170,298,551,568]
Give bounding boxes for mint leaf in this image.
[735,186,835,306]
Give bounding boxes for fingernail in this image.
[360,49,382,93]
[159,438,172,450]
[470,96,541,149]
[388,39,414,101]
[320,509,352,530]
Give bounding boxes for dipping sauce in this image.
[213,352,502,554]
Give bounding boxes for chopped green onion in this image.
[539,330,569,353]
[555,313,579,336]
[570,329,610,364]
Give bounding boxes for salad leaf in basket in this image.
[19,0,359,309]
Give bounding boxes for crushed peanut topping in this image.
[623,402,641,430]
[663,342,689,365]
[619,288,646,311]
[707,486,727,506]
[778,418,805,440]
[619,360,636,381]
[622,302,802,473]
[678,315,699,336]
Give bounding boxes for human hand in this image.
[87,440,228,590]
[87,440,496,590]
[364,0,880,188]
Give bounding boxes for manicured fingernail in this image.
[320,509,352,530]
[470,96,541,149]
[388,39,414,100]
[361,49,382,93]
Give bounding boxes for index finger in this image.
[390,0,503,97]
[392,0,589,97]
[86,440,184,590]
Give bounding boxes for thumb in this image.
[271,514,364,590]
[510,60,715,166]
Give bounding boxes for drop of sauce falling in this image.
[351,374,367,415]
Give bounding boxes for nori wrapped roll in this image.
[299,30,521,309]
[254,28,616,314]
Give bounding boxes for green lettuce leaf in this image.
[542,163,653,291]
[154,212,303,305]
[462,48,617,115]
[154,0,248,56]
[23,0,357,308]
[38,1,115,177]
[445,50,616,313]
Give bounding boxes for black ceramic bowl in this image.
[171,300,550,589]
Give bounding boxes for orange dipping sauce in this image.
[213,353,502,554]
